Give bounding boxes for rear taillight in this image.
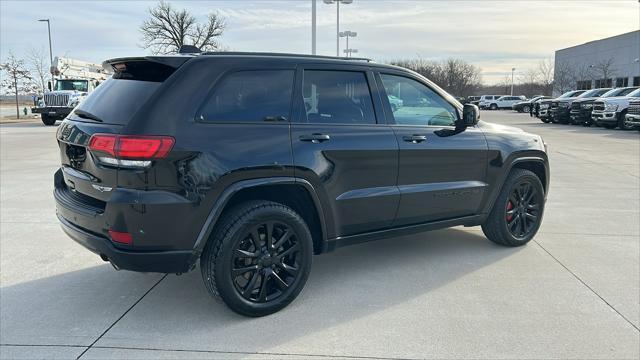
[88,134,174,168]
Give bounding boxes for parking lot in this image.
[1,111,638,359]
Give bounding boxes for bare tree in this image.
[553,61,574,94]
[140,1,226,54]
[27,46,48,93]
[592,58,617,85]
[537,59,554,95]
[388,57,481,97]
[1,52,34,119]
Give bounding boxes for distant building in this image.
[553,31,640,96]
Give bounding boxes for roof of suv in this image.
[103,52,430,75]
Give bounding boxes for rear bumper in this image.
[57,213,193,273]
[31,106,72,117]
[53,168,201,273]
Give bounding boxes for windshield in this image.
[558,91,581,98]
[627,89,640,97]
[603,87,638,97]
[55,79,88,92]
[578,89,609,98]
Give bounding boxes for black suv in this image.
[55,53,549,316]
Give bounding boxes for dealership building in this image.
[553,30,640,95]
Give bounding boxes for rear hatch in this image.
[56,57,189,204]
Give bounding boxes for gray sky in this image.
[1,0,639,84]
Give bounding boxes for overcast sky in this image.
[1,0,639,84]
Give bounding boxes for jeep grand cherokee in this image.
[55,52,550,316]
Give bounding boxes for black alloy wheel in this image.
[504,181,541,240]
[482,169,545,247]
[231,221,301,303]
[201,201,313,317]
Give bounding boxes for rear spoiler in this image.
[102,55,194,73]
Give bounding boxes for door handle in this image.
[299,134,331,143]
[402,134,427,143]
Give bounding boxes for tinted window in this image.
[300,70,375,124]
[198,70,294,122]
[380,74,457,126]
[73,78,161,125]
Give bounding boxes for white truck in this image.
[32,57,112,125]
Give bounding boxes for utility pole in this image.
[38,19,54,89]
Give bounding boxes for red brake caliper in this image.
[506,201,514,221]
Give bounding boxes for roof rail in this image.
[200,51,372,62]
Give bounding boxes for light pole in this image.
[343,48,358,57]
[323,0,353,57]
[510,67,516,96]
[38,19,54,89]
[311,0,316,54]
[339,31,357,57]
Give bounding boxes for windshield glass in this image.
[627,88,640,97]
[558,91,581,98]
[55,79,88,92]
[578,89,608,98]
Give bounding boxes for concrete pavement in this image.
[1,112,638,359]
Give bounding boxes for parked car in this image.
[591,87,640,129]
[54,52,549,316]
[624,98,640,130]
[552,88,610,124]
[513,95,545,113]
[478,95,506,109]
[570,88,635,126]
[531,96,552,117]
[485,95,526,110]
[548,90,587,123]
[537,90,584,123]
[466,96,481,106]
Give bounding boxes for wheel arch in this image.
[191,177,329,259]
[481,155,549,219]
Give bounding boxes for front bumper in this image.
[570,108,592,123]
[624,113,640,127]
[591,111,617,124]
[539,109,549,118]
[31,106,72,117]
[550,107,570,121]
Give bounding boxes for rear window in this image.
[197,70,294,123]
[73,78,161,125]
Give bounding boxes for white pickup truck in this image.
[485,95,526,110]
[31,57,111,126]
[591,87,640,130]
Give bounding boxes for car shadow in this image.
[1,227,522,354]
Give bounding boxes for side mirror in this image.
[458,103,480,128]
[47,81,52,91]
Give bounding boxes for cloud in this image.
[1,0,638,84]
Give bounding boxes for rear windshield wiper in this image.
[74,109,103,122]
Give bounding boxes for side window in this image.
[198,70,294,122]
[299,70,376,124]
[380,74,458,127]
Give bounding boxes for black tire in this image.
[200,200,313,317]
[540,118,550,123]
[523,105,530,113]
[490,103,498,110]
[482,169,545,247]
[41,114,56,126]
[618,111,632,130]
